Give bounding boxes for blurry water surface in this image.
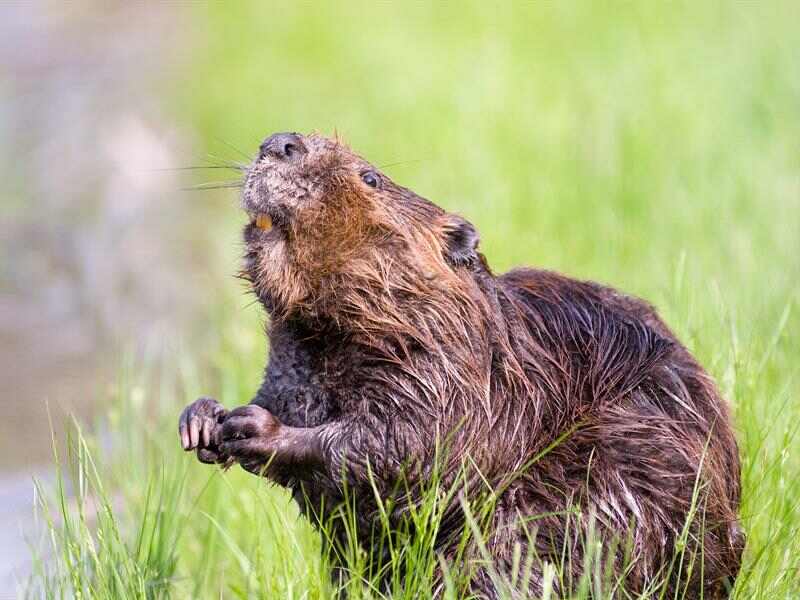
[0,2,221,590]
[0,2,212,472]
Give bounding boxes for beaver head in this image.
[241,132,484,322]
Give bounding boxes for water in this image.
[0,3,212,593]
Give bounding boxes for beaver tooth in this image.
[256,213,272,230]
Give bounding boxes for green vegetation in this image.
[28,3,799,598]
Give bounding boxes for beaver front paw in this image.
[219,404,284,474]
[178,397,229,464]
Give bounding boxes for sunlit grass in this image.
[27,312,799,598]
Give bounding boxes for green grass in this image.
[27,2,800,598]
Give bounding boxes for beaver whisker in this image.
[204,151,251,170]
[160,165,247,172]
[181,180,244,192]
[376,158,425,170]
[209,137,255,163]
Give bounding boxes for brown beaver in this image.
[178,132,744,598]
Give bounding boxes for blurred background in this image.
[1,1,798,595]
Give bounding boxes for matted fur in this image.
[235,133,743,598]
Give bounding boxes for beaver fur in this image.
[178,132,744,598]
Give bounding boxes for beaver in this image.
[178,132,744,598]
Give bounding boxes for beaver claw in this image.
[178,397,229,464]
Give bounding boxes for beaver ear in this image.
[441,214,479,267]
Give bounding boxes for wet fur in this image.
[240,134,743,597]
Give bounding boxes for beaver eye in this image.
[361,171,381,189]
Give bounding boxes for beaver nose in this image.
[258,132,307,161]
